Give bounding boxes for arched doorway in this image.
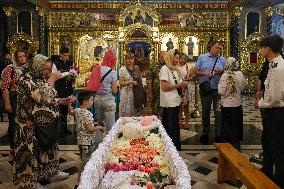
[118,1,160,76]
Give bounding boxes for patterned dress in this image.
[119,66,138,117]
[13,73,60,188]
[147,62,163,116]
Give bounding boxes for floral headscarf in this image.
[164,49,178,70]
[225,57,239,95]
[28,54,49,78]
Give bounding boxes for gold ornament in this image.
[2,7,14,16]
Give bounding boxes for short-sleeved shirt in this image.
[1,65,19,92]
[159,65,181,107]
[258,60,269,91]
[100,66,117,95]
[195,53,226,89]
[73,108,95,145]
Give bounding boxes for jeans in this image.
[94,94,116,147]
[200,90,221,136]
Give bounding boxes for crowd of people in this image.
[0,34,284,188]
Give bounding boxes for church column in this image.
[264,7,273,35]
[37,7,48,55]
[198,39,205,55]
[153,42,159,63]
[3,7,16,38]
[178,40,185,54]
[230,7,242,61]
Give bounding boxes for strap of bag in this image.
[209,56,219,81]
[101,68,112,82]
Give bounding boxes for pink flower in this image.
[139,116,157,126]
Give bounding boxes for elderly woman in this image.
[218,57,245,150]
[13,54,70,188]
[160,49,186,151]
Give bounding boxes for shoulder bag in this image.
[199,57,219,96]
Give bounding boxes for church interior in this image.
[0,0,284,188]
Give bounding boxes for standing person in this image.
[178,53,194,129]
[160,49,186,151]
[86,50,118,133]
[52,46,76,134]
[1,49,28,150]
[147,51,165,117]
[194,41,226,144]
[218,57,245,150]
[68,91,105,182]
[119,52,143,117]
[251,59,269,162]
[254,35,284,187]
[13,55,70,188]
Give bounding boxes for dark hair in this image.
[174,49,180,56]
[78,91,93,105]
[14,49,29,63]
[59,46,70,54]
[207,41,222,52]
[260,35,284,54]
[5,52,12,56]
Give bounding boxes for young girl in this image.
[218,57,245,150]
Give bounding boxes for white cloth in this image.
[73,108,95,145]
[52,63,70,77]
[218,71,245,107]
[258,55,284,108]
[159,65,181,107]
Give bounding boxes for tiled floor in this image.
[0,95,265,189]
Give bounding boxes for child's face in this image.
[85,97,93,108]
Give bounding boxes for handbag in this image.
[199,57,219,96]
[35,115,64,149]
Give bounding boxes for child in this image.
[68,91,105,181]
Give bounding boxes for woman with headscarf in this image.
[218,57,245,150]
[13,54,70,188]
[86,50,118,133]
[119,52,145,117]
[160,49,187,151]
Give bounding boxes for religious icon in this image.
[249,52,258,64]
[246,12,260,37]
[187,37,195,60]
[94,44,104,61]
[166,38,174,51]
[134,10,145,24]
[124,12,134,27]
[275,19,284,40]
[145,12,153,26]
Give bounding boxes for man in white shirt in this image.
[254,35,284,187]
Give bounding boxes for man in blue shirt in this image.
[194,41,226,144]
